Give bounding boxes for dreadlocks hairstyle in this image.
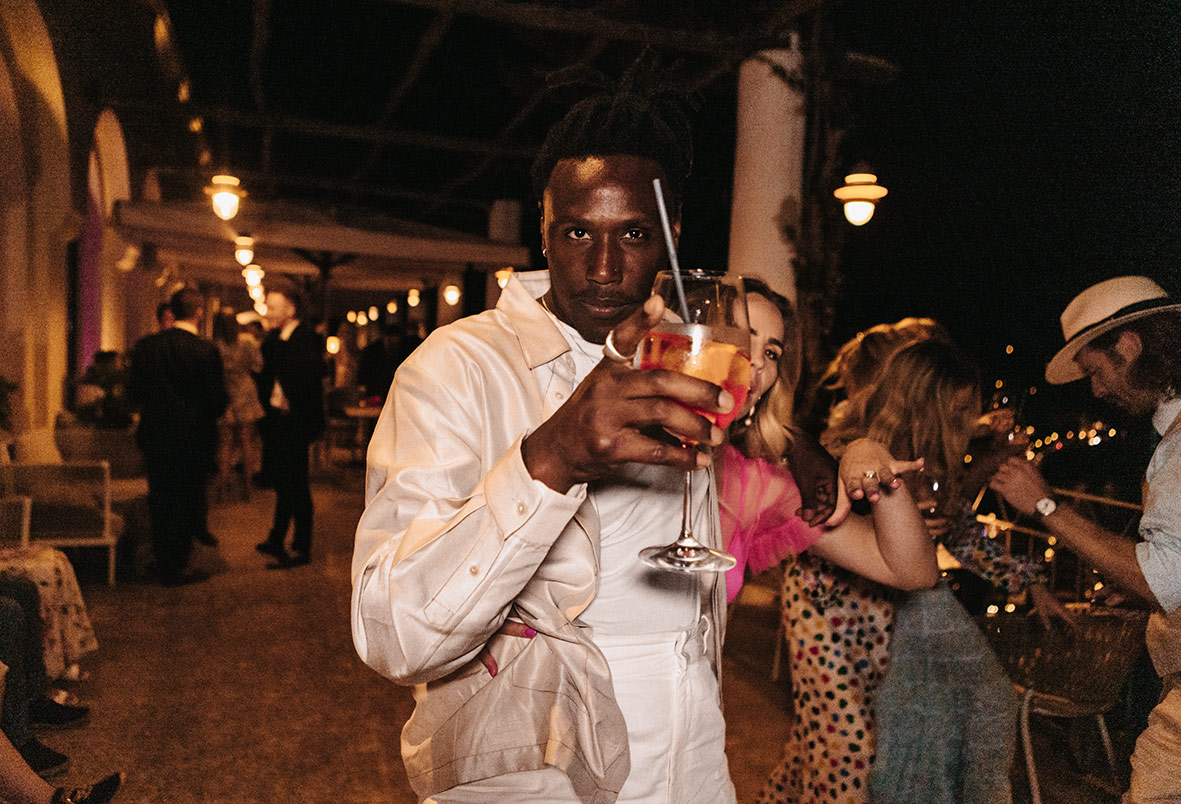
[530,56,696,209]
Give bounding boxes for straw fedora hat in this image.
[1045,275,1181,384]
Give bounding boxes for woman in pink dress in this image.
[718,280,937,605]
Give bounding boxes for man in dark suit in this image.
[255,282,326,568]
[128,286,228,585]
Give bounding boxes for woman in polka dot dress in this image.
[758,339,1066,804]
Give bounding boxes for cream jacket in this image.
[351,272,727,804]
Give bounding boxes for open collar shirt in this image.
[1139,396,1181,676]
[350,272,726,804]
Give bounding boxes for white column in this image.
[727,42,805,302]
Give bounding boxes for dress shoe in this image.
[18,737,68,778]
[52,772,124,804]
[30,695,90,731]
[195,531,219,547]
[267,551,310,570]
[255,540,286,559]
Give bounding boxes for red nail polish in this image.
[524,627,537,638]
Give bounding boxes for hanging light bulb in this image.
[208,174,244,221]
[254,300,268,316]
[234,235,255,266]
[346,310,357,323]
[834,172,888,226]
[443,285,461,306]
[368,305,379,320]
[325,336,341,355]
[241,264,265,287]
[386,300,398,314]
[249,285,265,301]
[356,311,369,326]
[407,288,420,308]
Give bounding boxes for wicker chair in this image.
[976,606,1149,804]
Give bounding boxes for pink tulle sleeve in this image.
[718,444,826,602]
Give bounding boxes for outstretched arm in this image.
[990,457,1160,609]
[808,439,938,591]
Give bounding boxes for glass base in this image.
[639,542,738,574]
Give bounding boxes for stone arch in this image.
[80,108,134,361]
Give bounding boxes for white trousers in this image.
[427,624,736,804]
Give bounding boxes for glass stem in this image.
[678,469,700,545]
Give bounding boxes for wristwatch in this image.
[1034,496,1058,518]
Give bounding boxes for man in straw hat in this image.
[991,275,1181,802]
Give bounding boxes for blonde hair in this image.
[730,280,802,463]
[823,339,980,512]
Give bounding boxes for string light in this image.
[234,235,255,266]
[242,265,264,287]
[208,174,244,221]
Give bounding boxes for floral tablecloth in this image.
[0,545,98,679]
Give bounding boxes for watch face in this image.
[1035,497,1057,517]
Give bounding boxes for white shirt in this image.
[1138,396,1181,676]
[543,312,705,636]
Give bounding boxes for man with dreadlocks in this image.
[351,63,740,803]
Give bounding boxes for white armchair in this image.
[0,430,123,585]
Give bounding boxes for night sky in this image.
[749,1,1180,440]
[163,0,1179,444]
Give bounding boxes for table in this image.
[341,405,382,462]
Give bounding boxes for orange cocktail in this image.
[636,323,751,429]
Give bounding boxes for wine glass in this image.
[635,269,751,573]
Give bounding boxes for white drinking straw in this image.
[652,178,691,322]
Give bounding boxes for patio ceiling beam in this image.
[353,8,457,181]
[105,99,538,158]
[376,0,745,55]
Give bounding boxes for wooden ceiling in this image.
[113,0,826,238]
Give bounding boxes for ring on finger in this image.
[602,330,634,365]
[862,469,878,480]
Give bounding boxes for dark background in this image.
[160,0,1181,445]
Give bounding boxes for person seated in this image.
[0,577,89,778]
[0,725,121,804]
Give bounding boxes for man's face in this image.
[1075,338,1157,415]
[264,292,296,331]
[540,155,677,344]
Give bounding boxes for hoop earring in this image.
[541,247,548,258]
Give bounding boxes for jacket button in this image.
[469,565,479,576]
[516,502,527,515]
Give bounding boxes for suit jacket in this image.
[128,327,228,467]
[351,274,727,804]
[258,322,327,442]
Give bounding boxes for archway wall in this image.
[0,0,73,431]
